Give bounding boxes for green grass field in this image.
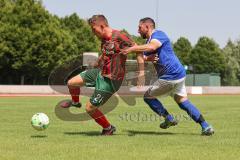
[0,95,240,160]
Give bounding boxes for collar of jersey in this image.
[146,29,157,44]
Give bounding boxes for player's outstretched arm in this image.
[136,52,145,87]
[121,39,161,54]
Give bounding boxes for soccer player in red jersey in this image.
[60,15,144,135]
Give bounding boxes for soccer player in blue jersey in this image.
[122,17,214,136]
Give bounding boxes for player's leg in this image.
[86,75,120,135]
[67,75,84,107]
[61,69,99,108]
[60,75,83,108]
[143,79,178,129]
[86,101,115,135]
[173,79,214,135]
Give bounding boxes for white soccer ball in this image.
[31,113,49,131]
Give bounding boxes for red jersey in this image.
[100,30,134,80]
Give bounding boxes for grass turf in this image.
[0,95,240,160]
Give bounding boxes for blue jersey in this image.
[144,30,186,80]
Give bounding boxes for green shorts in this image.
[79,68,122,107]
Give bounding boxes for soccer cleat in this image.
[160,118,178,129]
[101,125,116,136]
[201,126,214,136]
[71,102,82,108]
[60,100,82,108]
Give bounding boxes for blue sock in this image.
[178,100,201,122]
[200,121,209,129]
[144,97,172,118]
[178,100,210,129]
[166,114,174,122]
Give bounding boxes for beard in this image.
[140,33,147,39]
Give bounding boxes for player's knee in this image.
[174,94,188,104]
[143,96,149,103]
[85,102,96,113]
[67,76,83,87]
[143,92,153,104]
[67,76,78,86]
[67,79,73,87]
[85,104,92,113]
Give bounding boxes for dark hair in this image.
[88,14,108,26]
[139,17,155,28]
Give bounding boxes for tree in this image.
[60,13,100,54]
[0,0,19,83]
[0,0,78,84]
[222,40,240,85]
[173,37,192,65]
[131,35,145,45]
[189,37,226,76]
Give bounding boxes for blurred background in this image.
[0,0,239,87]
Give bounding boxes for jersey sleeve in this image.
[144,31,168,56]
[151,31,168,45]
